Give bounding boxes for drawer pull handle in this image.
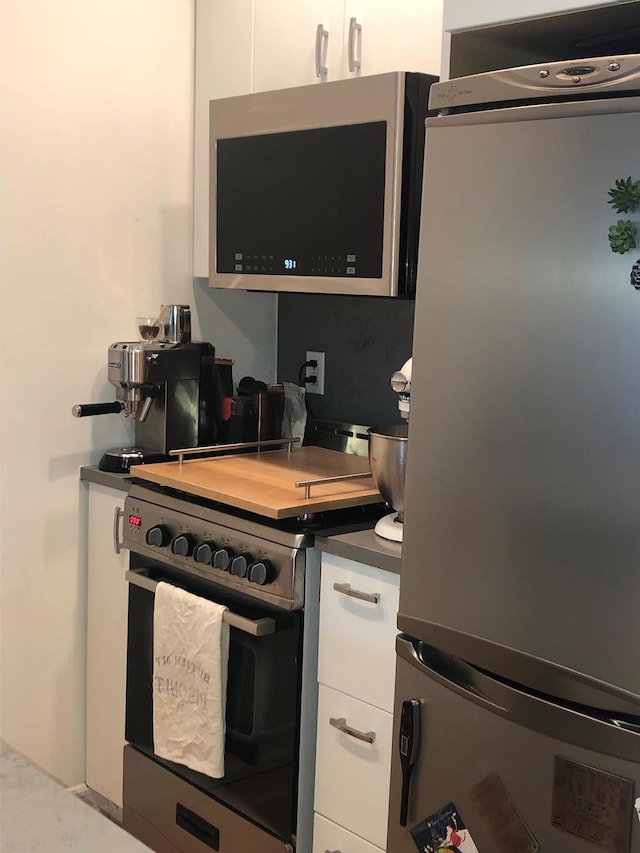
[329,716,376,744]
[333,582,380,604]
[325,850,342,853]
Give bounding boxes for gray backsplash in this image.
[277,293,415,427]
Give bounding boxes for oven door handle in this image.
[125,570,277,637]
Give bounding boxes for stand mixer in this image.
[368,358,411,542]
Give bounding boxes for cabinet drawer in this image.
[314,685,393,848]
[319,554,399,712]
[313,813,383,853]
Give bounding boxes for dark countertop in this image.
[315,528,402,574]
[0,744,150,851]
[80,465,132,492]
[80,466,402,573]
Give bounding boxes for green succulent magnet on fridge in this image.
[607,177,640,214]
[606,177,640,286]
[608,219,638,254]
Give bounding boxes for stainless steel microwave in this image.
[208,71,437,298]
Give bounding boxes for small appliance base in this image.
[98,447,164,473]
[374,512,403,542]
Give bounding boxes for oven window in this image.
[216,121,386,278]
[125,570,303,842]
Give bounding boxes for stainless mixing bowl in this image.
[368,424,409,520]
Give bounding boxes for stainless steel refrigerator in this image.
[388,56,640,853]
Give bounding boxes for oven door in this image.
[123,558,302,852]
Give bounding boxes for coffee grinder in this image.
[73,306,216,472]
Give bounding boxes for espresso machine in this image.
[73,306,217,472]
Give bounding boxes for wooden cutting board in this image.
[133,447,381,518]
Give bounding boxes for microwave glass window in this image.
[216,121,386,278]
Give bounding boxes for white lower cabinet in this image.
[315,686,393,849]
[318,555,400,713]
[314,553,400,853]
[313,813,383,853]
[86,482,128,810]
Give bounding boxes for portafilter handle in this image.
[72,402,124,417]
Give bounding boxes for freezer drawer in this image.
[387,637,640,853]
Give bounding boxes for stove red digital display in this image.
[129,514,142,527]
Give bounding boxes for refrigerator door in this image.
[387,636,640,853]
[401,95,640,702]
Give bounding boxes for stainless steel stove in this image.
[120,424,384,853]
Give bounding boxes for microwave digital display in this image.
[216,121,386,278]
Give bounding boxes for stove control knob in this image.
[213,547,234,572]
[194,541,215,564]
[146,525,170,547]
[171,533,195,557]
[248,560,273,586]
[230,554,250,578]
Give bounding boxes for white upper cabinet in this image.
[252,0,442,93]
[444,0,623,32]
[194,0,253,277]
[343,0,442,77]
[252,0,345,91]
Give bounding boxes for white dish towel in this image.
[153,581,230,778]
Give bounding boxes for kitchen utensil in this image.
[368,424,408,542]
[163,304,191,344]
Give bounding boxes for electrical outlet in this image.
[305,350,325,395]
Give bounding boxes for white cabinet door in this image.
[313,813,383,853]
[344,0,443,77]
[318,554,399,713]
[86,483,129,808]
[253,0,345,92]
[314,685,393,849]
[194,0,254,277]
[444,0,621,32]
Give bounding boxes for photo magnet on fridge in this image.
[410,801,479,853]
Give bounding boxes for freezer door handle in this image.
[396,635,640,762]
[399,699,421,826]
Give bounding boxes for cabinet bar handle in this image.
[333,581,380,604]
[347,17,362,72]
[315,23,328,78]
[113,505,124,555]
[330,716,376,744]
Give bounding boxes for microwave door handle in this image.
[315,23,328,78]
[125,570,276,636]
[348,17,362,73]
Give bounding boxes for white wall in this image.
[0,0,276,786]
